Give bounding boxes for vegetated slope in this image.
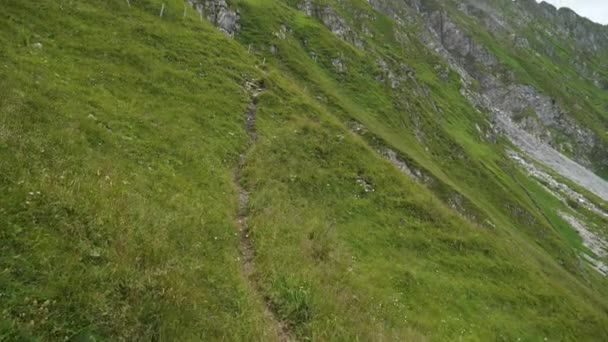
[409,0,608,191]
[0,1,270,340]
[0,0,607,341]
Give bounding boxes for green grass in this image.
[0,1,273,339]
[1,0,608,340]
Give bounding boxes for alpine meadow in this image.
[1,0,608,340]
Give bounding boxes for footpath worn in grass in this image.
[1,0,608,340]
[0,1,272,340]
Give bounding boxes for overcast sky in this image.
[538,0,608,25]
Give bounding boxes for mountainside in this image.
[1,0,607,340]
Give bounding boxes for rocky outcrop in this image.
[375,58,415,89]
[559,212,608,276]
[406,1,600,165]
[331,55,346,73]
[497,114,608,201]
[428,10,498,67]
[366,0,608,198]
[509,150,608,218]
[188,0,240,37]
[298,0,314,16]
[536,1,608,52]
[483,81,596,162]
[297,0,362,48]
[319,7,355,44]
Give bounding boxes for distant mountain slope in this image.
[1,0,607,340]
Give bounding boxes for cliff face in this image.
[385,0,608,175]
[188,0,240,36]
[390,0,608,198]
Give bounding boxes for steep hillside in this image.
[1,0,607,340]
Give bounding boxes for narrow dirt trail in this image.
[233,80,294,342]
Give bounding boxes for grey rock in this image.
[319,7,355,44]
[382,148,421,181]
[298,1,362,48]
[376,58,411,88]
[332,56,346,73]
[514,36,529,49]
[509,150,608,218]
[434,64,449,82]
[428,11,497,67]
[188,0,240,37]
[497,114,608,201]
[273,24,289,40]
[298,0,314,17]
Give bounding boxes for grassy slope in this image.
[234,0,608,339]
[0,0,607,340]
[0,1,272,340]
